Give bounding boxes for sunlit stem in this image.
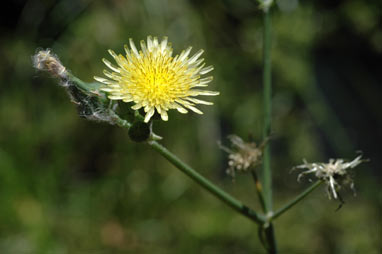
[270,181,323,221]
[148,140,266,225]
[107,107,264,223]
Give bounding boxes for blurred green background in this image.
[0,0,381,253]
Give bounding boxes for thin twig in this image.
[271,180,323,221]
[251,170,267,213]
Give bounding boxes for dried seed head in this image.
[33,49,67,79]
[295,155,365,201]
[219,135,265,178]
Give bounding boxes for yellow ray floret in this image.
[94,36,219,122]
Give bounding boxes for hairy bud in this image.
[33,49,67,79]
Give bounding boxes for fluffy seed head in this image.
[295,155,364,200]
[219,135,265,178]
[95,36,219,122]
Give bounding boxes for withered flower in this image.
[219,135,265,178]
[295,155,364,201]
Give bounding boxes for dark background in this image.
[0,0,381,253]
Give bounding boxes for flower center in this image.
[128,53,191,107]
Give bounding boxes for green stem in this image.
[148,140,265,225]
[66,72,89,91]
[109,110,132,129]
[271,180,322,221]
[262,2,273,212]
[251,170,267,213]
[262,7,277,254]
[66,72,108,103]
[263,224,277,254]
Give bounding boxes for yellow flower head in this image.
[94,36,219,122]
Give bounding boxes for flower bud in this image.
[33,49,66,79]
[128,121,151,142]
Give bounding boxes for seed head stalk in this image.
[271,181,323,221]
